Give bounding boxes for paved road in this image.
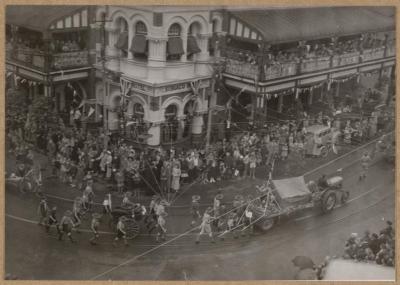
[5,151,394,280]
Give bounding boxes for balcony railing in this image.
[386,41,395,57]
[6,47,89,71]
[225,59,259,80]
[300,56,331,73]
[264,61,297,80]
[224,43,394,82]
[52,51,89,70]
[332,51,360,67]
[361,47,385,62]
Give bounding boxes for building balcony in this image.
[224,44,395,82]
[6,46,90,72]
[52,51,89,70]
[332,51,360,67]
[361,47,385,62]
[300,56,331,73]
[225,59,259,80]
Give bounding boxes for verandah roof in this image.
[229,7,395,44]
[6,5,86,33]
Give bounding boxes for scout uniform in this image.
[37,197,49,225]
[113,216,128,247]
[156,211,168,242]
[58,210,76,243]
[45,206,59,234]
[190,195,201,226]
[196,207,215,244]
[89,213,101,245]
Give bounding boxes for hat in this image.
[65,210,72,216]
[387,220,393,226]
[215,193,224,200]
[192,195,201,202]
[350,233,358,238]
[119,216,128,221]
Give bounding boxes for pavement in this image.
[4,138,395,280]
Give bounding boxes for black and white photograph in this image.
[4,5,396,280]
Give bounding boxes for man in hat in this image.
[113,216,128,247]
[190,195,201,226]
[37,197,49,226]
[196,207,215,244]
[89,213,101,245]
[156,211,168,242]
[359,151,371,180]
[58,210,76,243]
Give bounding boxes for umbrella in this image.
[292,256,315,270]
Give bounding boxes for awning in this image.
[167,37,184,56]
[6,5,86,32]
[130,35,147,54]
[230,7,395,44]
[187,36,201,55]
[115,31,128,50]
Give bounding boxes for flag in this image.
[87,107,95,118]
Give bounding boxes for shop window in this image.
[130,21,148,60]
[167,23,184,61]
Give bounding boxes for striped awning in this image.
[167,37,184,56]
[228,7,395,44]
[115,31,128,50]
[130,35,147,54]
[187,36,201,55]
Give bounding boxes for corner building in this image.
[93,6,224,146]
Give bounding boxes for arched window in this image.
[167,23,184,61]
[187,22,201,60]
[165,104,178,121]
[162,104,179,143]
[130,21,148,60]
[183,99,195,137]
[209,19,219,56]
[133,102,144,119]
[114,17,128,58]
[126,102,146,141]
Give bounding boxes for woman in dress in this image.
[171,163,181,192]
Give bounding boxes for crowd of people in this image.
[343,220,395,267]
[225,33,388,69]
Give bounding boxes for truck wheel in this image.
[258,217,275,232]
[321,191,337,213]
[341,191,350,204]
